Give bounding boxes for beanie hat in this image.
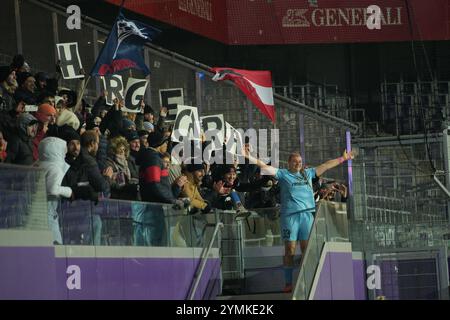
[143,121,154,132]
[59,125,81,143]
[38,103,56,116]
[35,103,56,123]
[35,72,48,82]
[17,113,38,135]
[138,130,148,138]
[147,130,168,148]
[56,109,80,131]
[122,118,135,130]
[125,130,140,142]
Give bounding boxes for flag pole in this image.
[120,0,126,12]
[74,75,91,114]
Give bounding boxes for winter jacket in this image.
[14,88,36,105]
[100,109,123,138]
[0,83,16,112]
[77,148,110,196]
[105,155,139,201]
[39,137,72,199]
[91,96,109,118]
[5,113,37,165]
[96,134,108,171]
[0,109,17,141]
[38,137,73,244]
[138,147,179,204]
[32,123,47,161]
[180,173,208,210]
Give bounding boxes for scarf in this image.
[113,154,131,182]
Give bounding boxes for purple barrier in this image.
[0,246,221,300]
[313,252,355,300]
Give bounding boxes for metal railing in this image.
[292,200,349,300]
[188,221,224,300]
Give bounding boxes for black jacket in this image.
[5,113,37,165]
[14,88,36,105]
[5,130,34,165]
[66,148,111,196]
[0,84,16,113]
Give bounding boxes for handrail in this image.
[292,200,349,300]
[187,221,224,300]
[292,203,324,300]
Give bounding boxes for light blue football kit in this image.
[275,168,316,241]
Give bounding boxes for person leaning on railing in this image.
[178,163,211,246]
[131,131,189,247]
[137,130,188,208]
[38,136,75,245]
[243,147,355,293]
[105,135,139,201]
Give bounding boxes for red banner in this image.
[107,0,228,43]
[108,0,450,44]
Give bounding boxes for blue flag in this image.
[90,14,161,76]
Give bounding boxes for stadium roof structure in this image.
[107,0,450,45]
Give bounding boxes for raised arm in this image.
[316,149,355,177]
[242,147,277,176]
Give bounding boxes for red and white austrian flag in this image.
[211,67,275,123]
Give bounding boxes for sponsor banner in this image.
[108,0,449,44]
[107,0,228,43]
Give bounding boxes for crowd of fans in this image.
[0,54,347,246]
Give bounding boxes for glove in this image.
[182,198,191,208]
[173,199,185,210]
[201,201,211,214]
[72,185,99,205]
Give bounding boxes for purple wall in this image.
[377,259,399,299]
[0,247,220,300]
[352,259,367,300]
[0,247,58,299]
[313,252,355,300]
